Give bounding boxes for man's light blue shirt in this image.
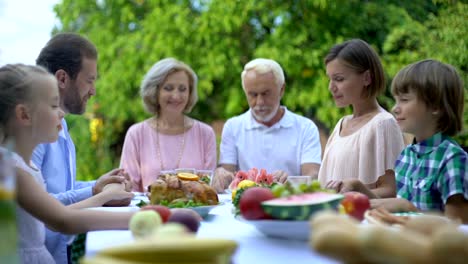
[32,119,96,264]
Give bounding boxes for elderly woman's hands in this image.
[212,167,234,193]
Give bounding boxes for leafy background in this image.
[50,0,467,181]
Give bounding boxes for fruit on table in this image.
[151,223,191,239]
[340,191,370,221]
[271,184,290,198]
[232,179,257,200]
[229,168,273,190]
[140,205,172,223]
[167,209,201,233]
[129,210,162,239]
[239,187,275,220]
[177,172,200,181]
[271,179,327,198]
[237,179,256,189]
[261,192,344,220]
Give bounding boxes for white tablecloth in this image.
[85,194,338,264]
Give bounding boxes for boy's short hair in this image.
[391,59,464,136]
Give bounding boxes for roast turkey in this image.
[149,174,219,206]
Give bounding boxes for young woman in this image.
[318,39,405,198]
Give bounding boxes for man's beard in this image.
[251,104,280,123]
[63,83,86,114]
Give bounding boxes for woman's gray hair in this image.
[241,58,285,90]
[140,58,198,115]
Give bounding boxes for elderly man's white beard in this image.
[251,104,280,123]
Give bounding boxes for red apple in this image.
[341,192,370,221]
[140,205,172,223]
[239,187,275,220]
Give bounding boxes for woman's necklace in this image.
[155,117,186,170]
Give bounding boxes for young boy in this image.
[371,59,468,223]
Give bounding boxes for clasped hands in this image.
[93,168,134,206]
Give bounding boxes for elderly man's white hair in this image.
[241,58,285,90]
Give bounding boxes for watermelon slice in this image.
[261,192,344,220]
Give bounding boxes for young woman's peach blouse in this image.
[318,111,405,187]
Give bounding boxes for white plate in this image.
[190,204,218,218]
[87,206,140,212]
[237,216,309,241]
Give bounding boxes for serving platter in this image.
[190,204,218,218]
[87,206,140,212]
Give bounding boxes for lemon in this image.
[177,172,199,181]
[237,180,256,190]
[231,189,237,200]
[338,204,346,215]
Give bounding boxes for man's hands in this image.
[272,170,288,184]
[212,167,234,193]
[93,168,134,207]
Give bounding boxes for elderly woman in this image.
[120,58,217,192]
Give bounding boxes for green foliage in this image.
[51,0,468,180]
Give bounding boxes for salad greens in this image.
[136,199,214,208]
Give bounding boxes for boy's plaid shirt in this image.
[396,133,468,211]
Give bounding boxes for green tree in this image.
[51,0,467,180]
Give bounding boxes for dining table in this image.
[85,193,339,264]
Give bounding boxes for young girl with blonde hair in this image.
[0,64,134,263]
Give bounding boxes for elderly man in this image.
[212,58,322,192]
[32,33,132,264]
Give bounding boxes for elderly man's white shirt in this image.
[219,107,321,175]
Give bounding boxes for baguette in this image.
[402,214,453,237]
[359,225,431,264]
[430,225,468,264]
[311,225,370,264]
